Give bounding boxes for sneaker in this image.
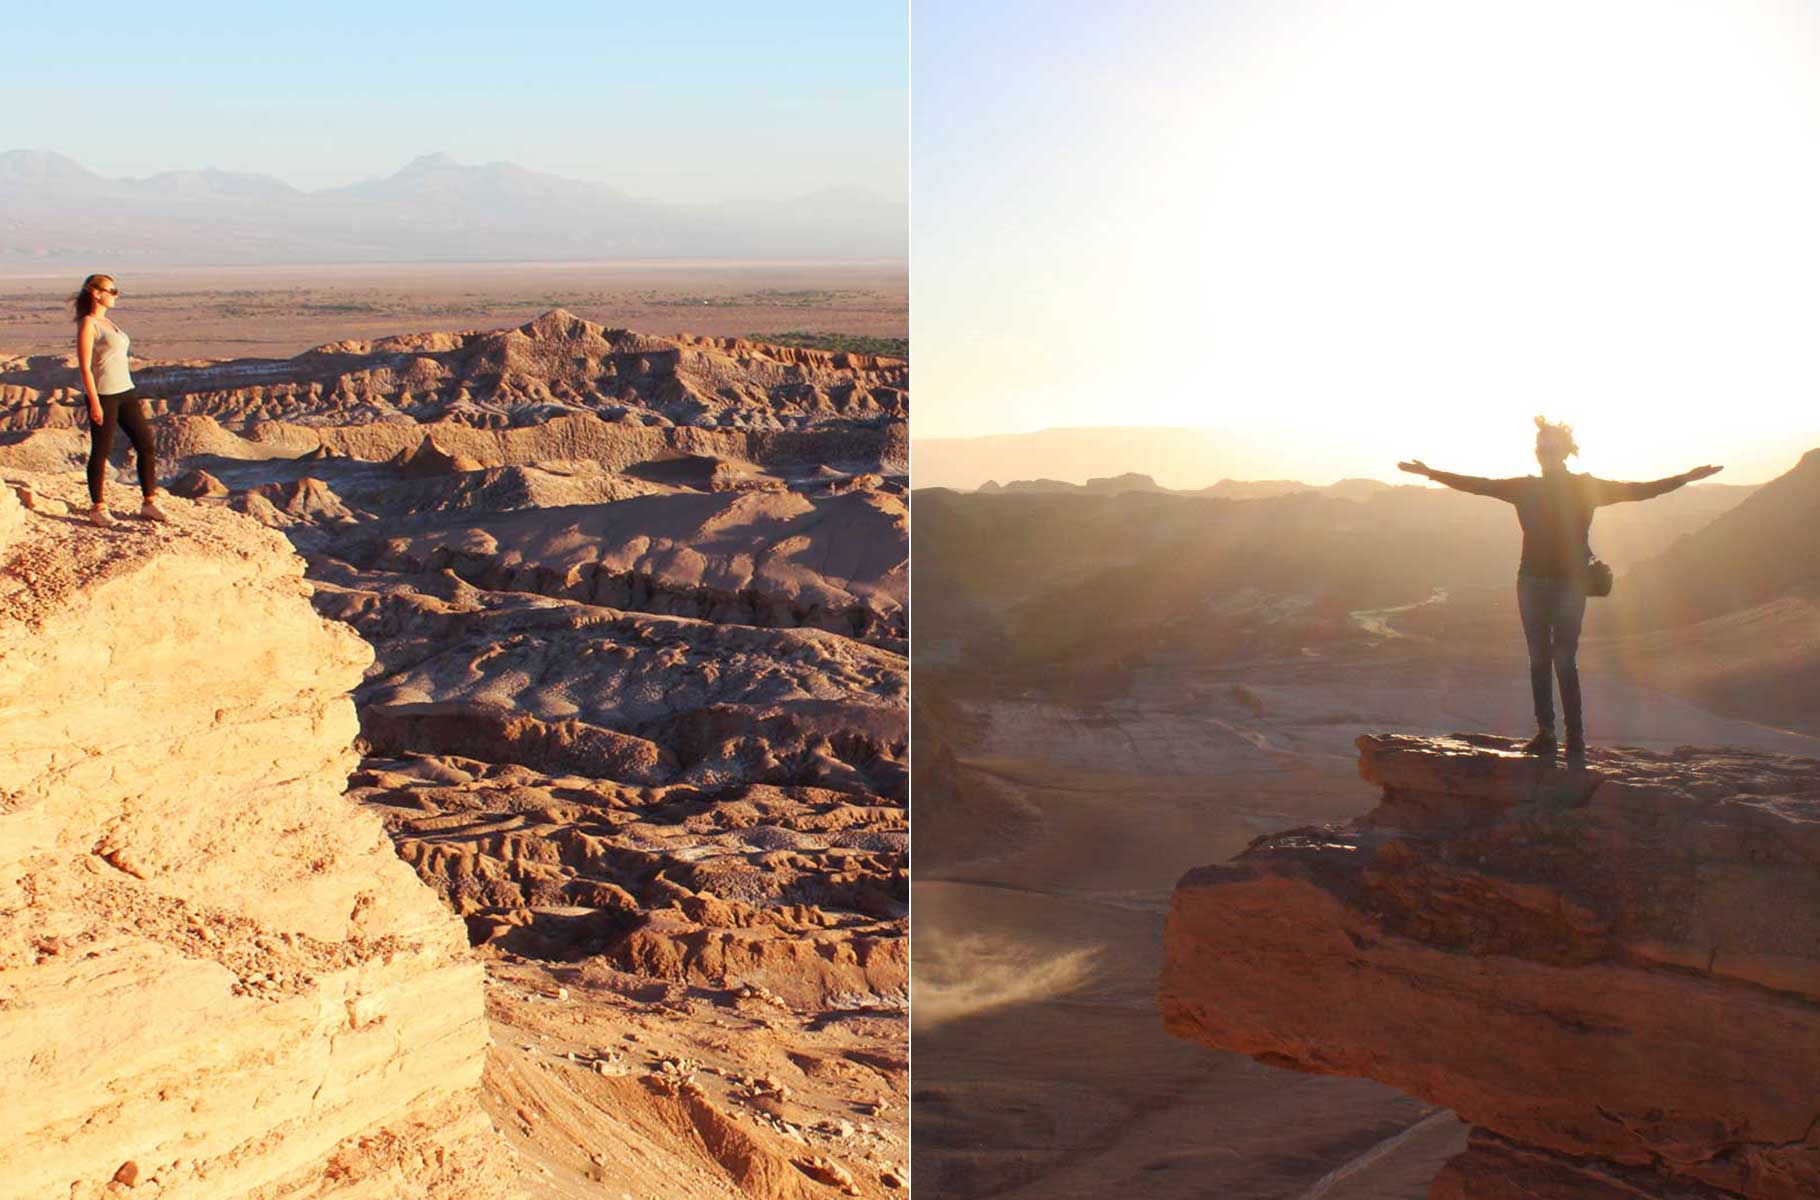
[138,498,172,523]
[89,506,117,528]
[1521,730,1558,756]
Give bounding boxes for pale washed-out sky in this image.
[913,0,1820,484]
[5,1,907,204]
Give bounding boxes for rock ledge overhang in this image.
[1159,731,1820,1200]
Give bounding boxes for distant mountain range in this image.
[973,471,1397,501]
[914,427,1242,492]
[0,150,905,266]
[1621,446,1820,624]
[915,426,1820,493]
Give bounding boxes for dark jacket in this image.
[1424,469,1686,579]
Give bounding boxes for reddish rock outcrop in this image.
[1159,733,1820,1200]
[238,475,358,523]
[169,467,230,498]
[394,436,485,478]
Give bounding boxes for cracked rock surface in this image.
[1159,732,1820,1200]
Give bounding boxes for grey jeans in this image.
[1517,574,1586,736]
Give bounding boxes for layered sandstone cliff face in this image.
[1159,732,1820,1200]
[0,477,515,1199]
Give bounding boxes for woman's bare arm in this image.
[76,318,102,419]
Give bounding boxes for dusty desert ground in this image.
[0,259,906,361]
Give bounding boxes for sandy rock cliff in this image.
[1159,732,1820,1200]
[0,476,516,1199]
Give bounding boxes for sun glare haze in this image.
[914,0,1820,484]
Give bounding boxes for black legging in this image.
[87,388,158,504]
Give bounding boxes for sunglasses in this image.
[98,286,120,295]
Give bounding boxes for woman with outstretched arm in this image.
[1397,416,1721,761]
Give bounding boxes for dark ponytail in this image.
[71,274,111,323]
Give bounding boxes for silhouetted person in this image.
[1398,417,1721,762]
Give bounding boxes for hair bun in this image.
[1534,415,1580,458]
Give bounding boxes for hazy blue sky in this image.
[914,0,1820,484]
[6,2,907,200]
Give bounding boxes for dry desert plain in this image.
[0,259,906,361]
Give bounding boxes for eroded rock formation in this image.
[0,481,515,1198]
[1159,732,1820,1200]
[0,309,907,444]
[0,311,909,1194]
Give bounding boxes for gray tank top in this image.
[89,319,133,394]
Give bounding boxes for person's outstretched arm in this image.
[1397,460,1525,502]
[1591,464,1724,505]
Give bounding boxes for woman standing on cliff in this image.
[1397,417,1721,762]
[75,274,169,527]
